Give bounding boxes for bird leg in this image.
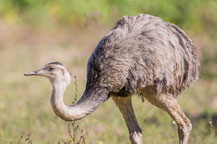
[165,100,192,144]
[112,96,142,144]
[142,91,192,144]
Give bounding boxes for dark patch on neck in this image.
[49,62,63,65]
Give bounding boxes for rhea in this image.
[24,14,199,144]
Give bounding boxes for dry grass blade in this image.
[59,122,86,144]
[16,133,32,144]
[72,76,78,104]
[16,135,23,144]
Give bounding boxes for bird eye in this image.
[48,67,55,71]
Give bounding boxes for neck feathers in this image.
[50,82,109,121]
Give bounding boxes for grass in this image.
[0,22,217,144]
[1,0,217,34]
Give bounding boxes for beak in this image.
[24,69,44,76]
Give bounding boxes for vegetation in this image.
[0,0,216,32]
[0,0,216,143]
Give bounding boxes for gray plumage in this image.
[87,14,199,97]
[25,14,200,144]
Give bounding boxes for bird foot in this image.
[130,132,142,144]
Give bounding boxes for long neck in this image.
[50,81,109,121]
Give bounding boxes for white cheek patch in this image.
[50,65,65,75]
[49,64,71,85]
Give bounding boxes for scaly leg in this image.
[142,90,192,144]
[112,96,142,144]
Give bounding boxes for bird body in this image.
[87,14,199,97]
[25,14,200,144]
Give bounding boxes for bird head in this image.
[24,62,71,85]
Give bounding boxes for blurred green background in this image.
[0,0,216,143]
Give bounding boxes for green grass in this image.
[1,0,217,34]
[0,22,216,143]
